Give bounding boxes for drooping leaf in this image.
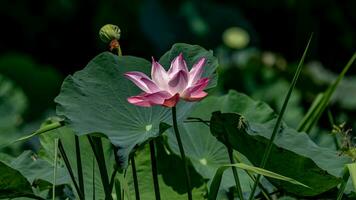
[55,43,218,168]
[0,151,70,200]
[6,150,70,187]
[166,91,278,198]
[208,163,308,200]
[0,123,70,199]
[202,91,351,196]
[210,112,339,196]
[0,161,34,199]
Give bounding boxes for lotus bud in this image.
[99,24,121,43]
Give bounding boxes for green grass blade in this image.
[75,135,85,199]
[297,93,323,132]
[109,167,119,193]
[115,178,122,200]
[93,157,96,200]
[149,140,161,200]
[298,52,356,133]
[130,156,141,200]
[233,155,272,200]
[58,139,84,200]
[52,139,58,200]
[118,173,132,200]
[87,136,113,200]
[248,34,313,200]
[336,167,350,200]
[227,147,244,200]
[208,163,309,200]
[347,163,356,192]
[208,166,226,200]
[15,121,64,143]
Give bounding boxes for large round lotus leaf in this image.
[207,90,350,196]
[166,97,272,198]
[55,43,218,168]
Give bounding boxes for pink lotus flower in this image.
[124,53,209,107]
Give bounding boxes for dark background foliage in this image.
[1,0,356,71]
[0,0,355,122]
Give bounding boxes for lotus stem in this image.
[131,156,141,200]
[87,136,113,200]
[227,146,244,200]
[58,139,84,200]
[336,168,350,200]
[172,106,193,200]
[52,139,58,200]
[149,140,161,200]
[75,135,85,198]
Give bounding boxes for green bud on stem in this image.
[99,24,122,56]
[99,24,121,43]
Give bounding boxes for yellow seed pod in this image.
[99,24,121,43]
